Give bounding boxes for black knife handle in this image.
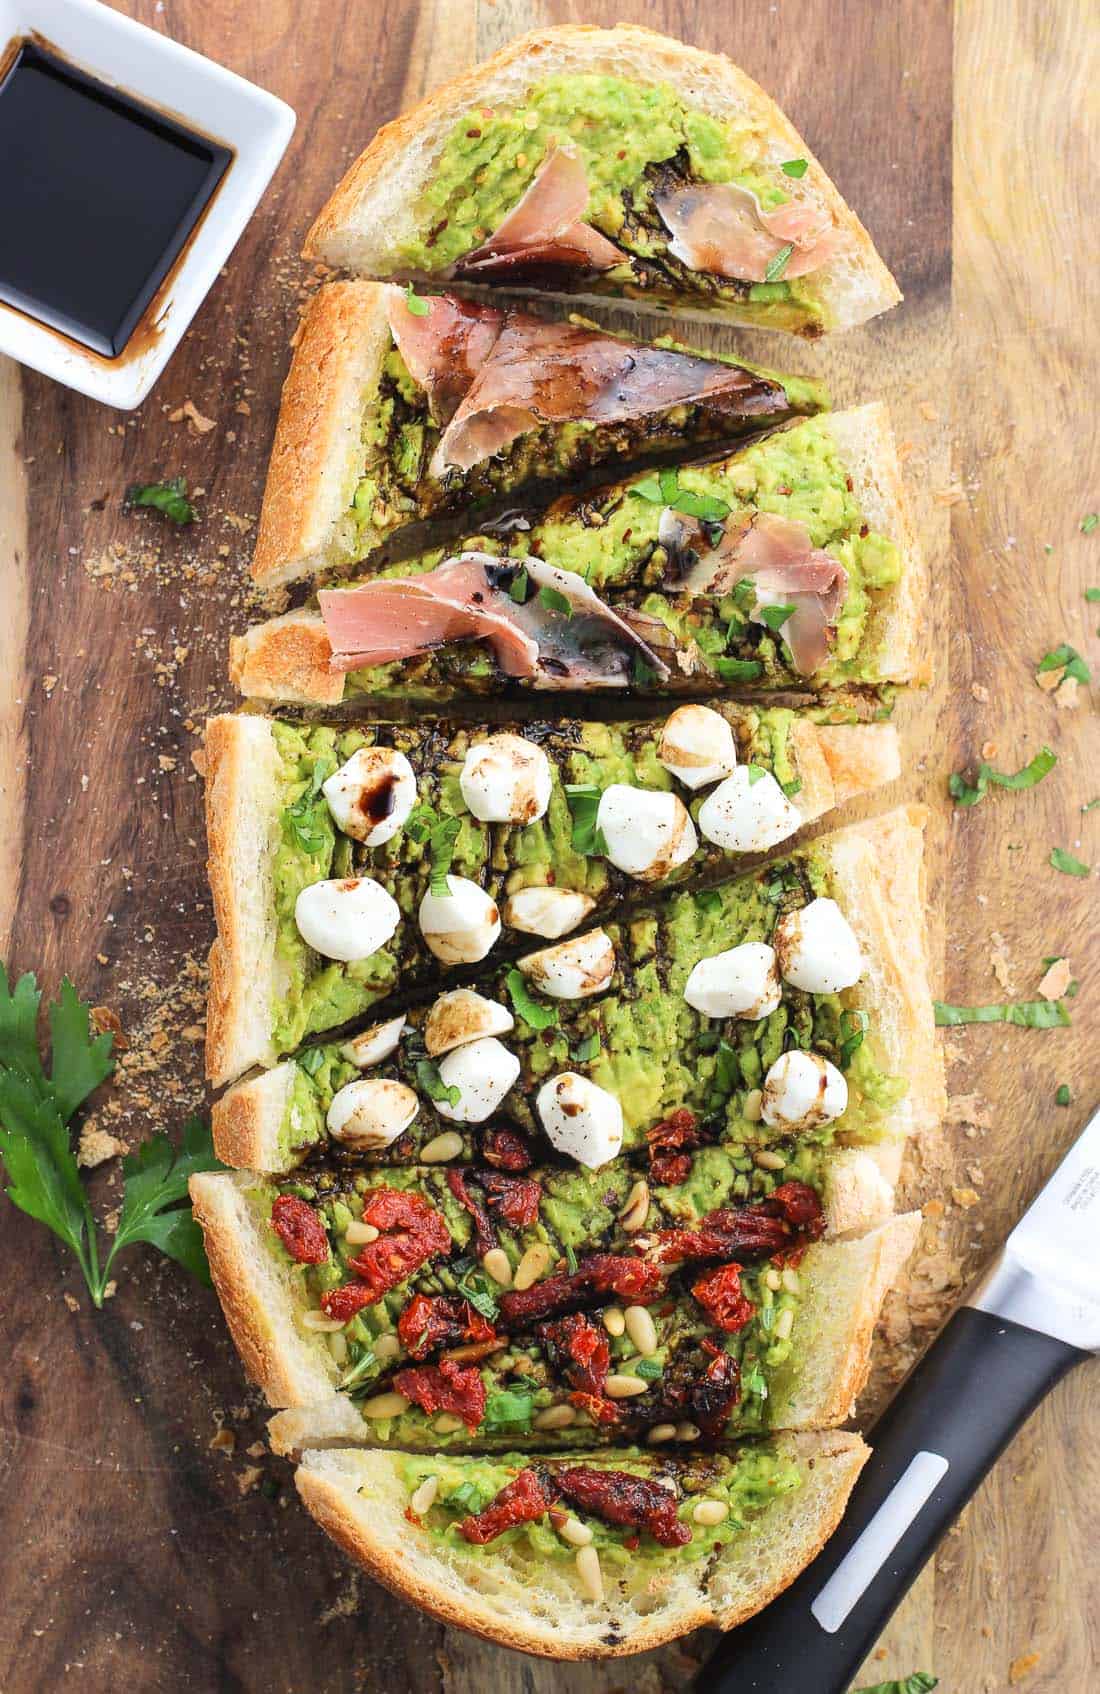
[695,1306,1086,1694]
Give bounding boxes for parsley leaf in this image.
[1056,1083,1071,1106]
[852,1678,938,1694]
[1080,512,1099,534]
[1050,847,1090,877]
[781,158,809,178]
[764,243,794,282]
[107,1115,222,1285]
[415,1057,461,1109]
[48,980,115,1121]
[282,757,336,855]
[630,474,665,503]
[756,602,795,632]
[934,999,1071,1028]
[1037,643,1091,685]
[948,746,1056,807]
[564,784,608,857]
[505,968,558,1031]
[403,283,431,317]
[297,1046,325,1076]
[1085,587,1100,603]
[125,477,196,525]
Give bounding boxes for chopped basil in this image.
[125,476,196,525]
[405,803,462,896]
[1050,847,1090,876]
[948,746,1056,807]
[631,651,661,688]
[632,466,731,522]
[456,1275,499,1323]
[746,764,768,786]
[838,1009,868,1070]
[508,566,530,604]
[852,1677,938,1694]
[282,759,336,855]
[538,583,573,618]
[505,968,558,1031]
[1056,1084,1071,1106]
[764,243,794,282]
[571,1032,601,1064]
[1080,512,1099,534]
[714,656,764,682]
[756,602,795,632]
[1082,798,1100,813]
[481,1390,535,1432]
[1085,587,1100,603]
[695,888,724,915]
[933,999,1071,1028]
[1036,643,1091,685]
[444,1480,481,1512]
[634,1357,663,1381]
[781,158,809,178]
[415,1057,461,1108]
[297,1046,325,1077]
[564,784,608,857]
[403,283,430,317]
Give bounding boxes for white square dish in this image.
[0,0,295,407]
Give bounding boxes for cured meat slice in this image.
[451,147,624,282]
[653,180,836,282]
[384,287,504,425]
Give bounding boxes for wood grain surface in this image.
[0,0,1096,1690]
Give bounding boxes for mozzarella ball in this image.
[519,929,615,1000]
[322,747,417,846]
[773,897,863,993]
[537,1072,624,1169]
[418,877,501,964]
[434,1037,520,1123]
[327,1078,418,1150]
[696,768,800,853]
[683,942,781,1020]
[424,989,514,1057]
[294,877,400,961]
[761,1050,848,1131]
[341,1014,406,1068]
[502,885,597,939]
[596,785,698,881]
[459,733,552,824]
[658,705,738,790]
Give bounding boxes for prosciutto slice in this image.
[666,509,848,676]
[318,554,669,688]
[384,289,504,426]
[451,147,624,282]
[653,180,836,283]
[431,316,787,475]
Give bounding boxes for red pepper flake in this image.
[459,1467,552,1544]
[691,1263,755,1333]
[271,1195,329,1265]
[538,1312,610,1395]
[556,1467,691,1549]
[466,127,482,138]
[480,1127,535,1171]
[393,1358,487,1432]
[398,1293,497,1361]
[500,1252,663,1326]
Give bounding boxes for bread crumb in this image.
[1009,1652,1040,1683]
[989,931,1015,993]
[1035,665,1063,693]
[237,1465,264,1495]
[970,681,990,703]
[945,1093,992,1129]
[77,1126,127,1168]
[42,674,58,695]
[918,401,939,421]
[209,1427,236,1455]
[1037,957,1071,999]
[170,398,216,434]
[1054,675,1080,710]
[63,1292,81,1312]
[952,1186,980,1209]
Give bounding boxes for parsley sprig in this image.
[0,966,222,1305]
[125,477,196,526]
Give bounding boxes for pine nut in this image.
[345,1219,380,1245]
[647,1423,678,1445]
[481,1248,513,1287]
[558,1516,593,1547]
[421,1130,465,1163]
[774,1306,795,1341]
[604,1373,649,1399]
[575,1545,604,1602]
[693,1499,729,1526]
[764,1268,782,1292]
[624,1305,658,1357]
[361,1391,410,1419]
[327,1330,348,1364]
[513,1242,551,1291]
[533,1403,576,1430]
[301,1309,345,1332]
[510,1355,533,1375]
[743,1088,763,1122]
[434,1413,464,1434]
[675,1422,700,1442]
[374,1332,401,1361]
[781,1266,801,1294]
[602,1305,626,1337]
[754,1148,787,1170]
[618,1177,650,1232]
[410,1475,439,1515]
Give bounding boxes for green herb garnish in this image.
[1037,643,1091,685]
[505,968,558,1031]
[405,803,462,897]
[853,1677,938,1694]
[764,243,794,282]
[746,764,768,786]
[838,1009,868,1070]
[282,756,336,854]
[714,656,764,682]
[1056,1084,1071,1106]
[1080,512,1099,534]
[632,466,731,522]
[1085,587,1100,603]
[756,602,795,632]
[571,1032,601,1064]
[339,1346,378,1395]
[456,1275,500,1324]
[565,1242,578,1274]
[948,746,1056,807]
[508,567,530,604]
[634,1357,663,1381]
[538,584,574,617]
[781,158,809,178]
[1050,847,1090,876]
[481,1389,535,1431]
[564,784,608,857]
[415,1057,461,1109]
[125,476,196,525]
[403,283,430,317]
[934,999,1071,1028]
[297,1046,325,1077]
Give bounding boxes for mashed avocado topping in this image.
[398,1444,802,1567]
[398,73,826,329]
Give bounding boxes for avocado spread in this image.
[398,73,828,332]
[399,1444,802,1567]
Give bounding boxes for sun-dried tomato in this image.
[652,1338,742,1439]
[480,1127,535,1171]
[654,1181,824,1266]
[397,1293,497,1361]
[393,1358,487,1432]
[556,1467,691,1549]
[499,1252,663,1326]
[538,1312,610,1396]
[360,1188,449,1236]
[271,1195,329,1265]
[691,1263,755,1333]
[320,1281,376,1322]
[446,1169,497,1258]
[339,1186,452,1305]
[650,1151,693,1185]
[458,1467,554,1544]
[483,1172,542,1228]
[648,1108,699,1156]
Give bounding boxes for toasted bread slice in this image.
[294,1433,869,1656]
[305,25,899,337]
[251,279,826,591]
[202,710,901,1087]
[230,404,927,707]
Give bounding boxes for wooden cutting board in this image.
[0,1,1096,1689]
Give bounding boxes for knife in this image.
[696,1104,1100,1693]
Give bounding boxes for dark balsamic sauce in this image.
[0,38,232,358]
